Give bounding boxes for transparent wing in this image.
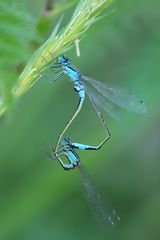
[84,83,120,120]
[82,76,147,114]
[77,164,120,229]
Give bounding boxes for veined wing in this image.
[82,76,147,114]
[77,164,120,229]
[84,83,120,119]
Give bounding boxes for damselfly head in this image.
[58,55,70,65]
[61,137,72,146]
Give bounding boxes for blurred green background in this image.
[0,0,160,239]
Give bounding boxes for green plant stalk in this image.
[0,0,114,116]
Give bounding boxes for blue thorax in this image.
[57,55,81,82]
[62,138,79,166]
[63,65,81,82]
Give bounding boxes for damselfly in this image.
[48,137,120,228]
[50,55,147,155]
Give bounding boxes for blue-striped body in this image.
[58,138,100,170]
[64,146,79,167]
[62,63,84,100]
[71,142,97,150]
[60,138,80,170]
[62,138,98,152]
[53,55,85,98]
[63,65,81,82]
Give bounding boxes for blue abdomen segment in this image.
[72,142,97,150]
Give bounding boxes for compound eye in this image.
[58,55,65,63]
[62,137,69,143]
[66,138,72,145]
